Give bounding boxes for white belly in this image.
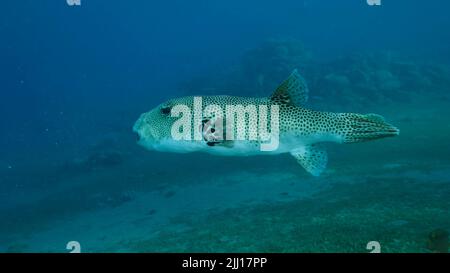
[142,132,340,156]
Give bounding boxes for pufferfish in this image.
[133,70,399,176]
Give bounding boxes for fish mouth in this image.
[132,116,148,143]
[132,117,160,149]
[132,121,142,142]
[132,123,141,142]
[134,131,141,142]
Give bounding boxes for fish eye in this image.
[160,106,171,115]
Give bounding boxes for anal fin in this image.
[290,144,328,177]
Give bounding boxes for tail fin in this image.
[339,113,400,143]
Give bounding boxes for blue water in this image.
[1,0,450,252]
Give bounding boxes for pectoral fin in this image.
[290,144,328,176]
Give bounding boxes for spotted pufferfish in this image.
[133,70,399,176]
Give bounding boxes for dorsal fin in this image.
[270,69,309,106]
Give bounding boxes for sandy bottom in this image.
[1,94,450,253]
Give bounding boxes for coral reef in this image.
[238,39,314,96]
[312,52,437,107]
[62,138,124,173]
[83,151,123,170]
[180,41,450,110]
[181,39,314,97]
[125,174,450,253]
